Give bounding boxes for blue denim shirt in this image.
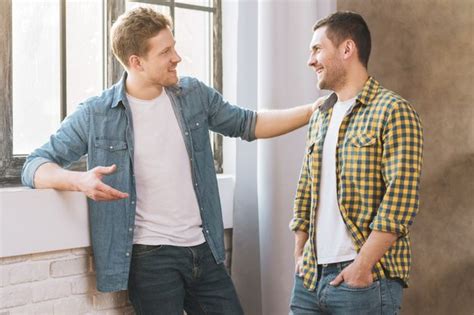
[22,73,257,292]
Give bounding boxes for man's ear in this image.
[128,55,143,71]
[341,39,356,60]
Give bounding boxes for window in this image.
[1,0,108,185]
[0,0,223,186]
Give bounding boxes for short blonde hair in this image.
[111,7,172,67]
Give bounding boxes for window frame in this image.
[0,0,223,186]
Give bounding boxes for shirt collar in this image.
[110,72,184,108]
[110,72,128,109]
[320,76,380,112]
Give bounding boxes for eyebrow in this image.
[159,40,176,54]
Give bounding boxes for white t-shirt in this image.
[127,90,205,247]
[316,97,358,264]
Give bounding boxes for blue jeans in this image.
[128,242,243,315]
[289,261,403,315]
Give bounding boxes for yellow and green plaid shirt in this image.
[290,77,423,291]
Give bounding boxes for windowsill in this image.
[0,174,235,258]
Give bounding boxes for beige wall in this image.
[337,0,474,314]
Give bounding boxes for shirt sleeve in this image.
[289,114,318,233]
[370,102,423,236]
[21,103,90,188]
[200,81,257,142]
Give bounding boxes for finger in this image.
[330,273,344,286]
[94,164,117,175]
[87,190,114,201]
[96,182,129,199]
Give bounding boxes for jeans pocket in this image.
[338,280,379,292]
[132,244,164,258]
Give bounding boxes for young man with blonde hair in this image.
[22,7,317,315]
[289,11,423,314]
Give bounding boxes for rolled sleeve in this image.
[21,157,54,188]
[200,81,257,142]
[372,102,423,237]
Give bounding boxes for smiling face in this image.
[138,27,182,88]
[307,26,346,92]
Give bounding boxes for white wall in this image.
[225,1,262,315]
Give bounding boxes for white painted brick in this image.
[71,248,91,256]
[0,255,30,265]
[9,262,49,285]
[89,257,96,273]
[50,257,89,278]
[53,295,93,314]
[32,280,71,302]
[71,275,96,295]
[93,291,128,310]
[31,250,71,262]
[7,301,54,315]
[0,286,32,309]
[0,266,8,288]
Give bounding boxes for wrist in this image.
[354,254,375,271]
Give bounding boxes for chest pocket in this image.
[93,139,129,172]
[349,133,377,147]
[189,112,210,152]
[345,132,379,177]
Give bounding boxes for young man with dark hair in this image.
[22,7,318,315]
[290,11,423,314]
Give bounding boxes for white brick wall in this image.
[0,230,233,314]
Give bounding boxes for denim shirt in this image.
[22,73,257,292]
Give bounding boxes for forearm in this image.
[34,162,82,191]
[294,230,309,256]
[354,230,398,270]
[255,104,313,139]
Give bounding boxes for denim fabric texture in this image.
[21,73,257,292]
[290,261,403,315]
[128,243,243,315]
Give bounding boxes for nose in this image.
[173,50,182,64]
[307,53,316,68]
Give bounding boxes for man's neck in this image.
[125,73,164,101]
[334,67,369,102]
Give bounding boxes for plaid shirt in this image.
[290,77,423,291]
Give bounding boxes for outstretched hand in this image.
[77,164,129,201]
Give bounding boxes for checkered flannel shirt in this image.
[290,77,423,291]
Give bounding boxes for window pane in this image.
[12,0,60,155]
[66,0,104,114]
[175,9,211,85]
[126,2,170,16]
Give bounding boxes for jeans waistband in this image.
[319,260,353,274]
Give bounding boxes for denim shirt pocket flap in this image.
[189,112,207,130]
[94,139,128,152]
[349,133,377,147]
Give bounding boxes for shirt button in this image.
[125,252,130,257]
[206,230,210,234]
[185,132,189,136]
[195,183,198,186]
[131,200,135,205]
[196,123,200,126]
[109,146,114,150]
[128,227,133,232]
